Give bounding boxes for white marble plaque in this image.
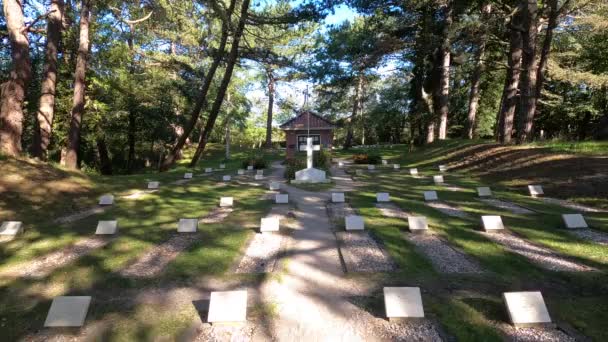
[247,166,254,171]
[237,169,245,175]
[423,191,438,201]
[433,175,444,184]
[220,197,233,207]
[256,170,264,176]
[408,217,428,233]
[269,182,281,191]
[384,287,424,318]
[338,161,344,168]
[207,290,247,323]
[260,217,280,232]
[503,291,551,326]
[438,165,447,172]
[275,194,289,204]
[222,175,231,182]
[410,168,418,176]
[332,193,345,203]
[393,164,400,170]
[99,194,114,205]
[345,215,364,230]
[44,296,92,327]
[95,220,117,235]
[184,173,193,179]
[254,174,264,180]
[382,159,388,165]
[562,214,588,229]
[368,164,376,170]
[0,221,23,235]
[477,187,492,197]
[147,181,159,189]
[481,215,504,231]
[219,164,226,169]
[205,168,213,173]
[528,185,544,197]
[178,218,198,233]
[376,192,390,202]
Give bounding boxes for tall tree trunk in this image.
[344,74,363,149]
[160,0,237,171]
[64,0,91,169]
[465,3,492,139]
[32,0,65,159]
[0,0,32,157]
[225,119,231,160]
[436,1,452,140]
[264,69,274,148]
[189,0,250,167]
[96,137,112,175]
[498,6,524,143]
[126,23,136,172]
[516,0,539,143]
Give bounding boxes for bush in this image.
[314,149,331,169]
[353,153,381,164]
[284,158,306,180]
[241,155,267,169]
[284,150,332,180]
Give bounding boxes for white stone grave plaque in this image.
[237,169,245,175]
[438,165,447,172]
[269,182,280,191]
[528,185,544,197]
[222,175,231,182]
[205,168,213,173]
[184,173,193,179]
[408,217,428,233]
[477,187,492,197]
[254,174,264,180]
[247,166,254,171]
[368,164,376,170]
[275,194,289,204]
[562,214,588,229]
[338,161,344,168]
[355,169,364,176]
[207,290,247,324]
[376,192,390,202]
[382,159,388,165]
[95,220,117,235]
[410,168,418,176]
[345,215,364,230]
[383,287,424,319]
[44,296,92,327]
[332,193,345,203]
[99,194,114,205]
[503,291,551,326]
[481,215,504,232]
[423,191,438,201]
[393,164,400,170]
[0,221,23,235]
[256,170,264,176]
[433,175,444,184]
[220,197,233,207]
[260,217,280,232]
[178,218,198,233]
[219,164,226,169]
[147,181,159,189]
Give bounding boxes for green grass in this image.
[528,140,608,155]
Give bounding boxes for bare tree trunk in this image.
[126,23,137,172]
[264,69,274,148]
[96,137,112,175]
[498,6,524,143]
[465,3,492,139]
[436,1,452,140]
[0,0,32,157]
[344,74,363,149]
[160,0,237,171]
[225,119,231,160]
[32,0,65,158]
[189,0,250,166]
[64,0,91,169]
[517,0,539,143]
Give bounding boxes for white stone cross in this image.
[306,137,314,169]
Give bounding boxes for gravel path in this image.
[0,237,111,278]
[480,231,596,272]
[499,325,576,341]
[541,197,606,213]
[568,229,608,246]
[200,207,233,224]
[54,206,107,224]
[479,198,535,214]
[376,202,410,219]
[235,233,284,273]
[336,231,396,273]
[426,201,470,219]
[404,232,483,274]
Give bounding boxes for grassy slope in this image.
[335,140,608,341]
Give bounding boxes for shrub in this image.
[284,150,332,179]
[241,155,267,169]
[313,149,331,169]
[353,153,381,164]
[284,158,306,180]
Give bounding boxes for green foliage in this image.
[283,157,306,180]
[283,149,331,179]
[242,155,268,169]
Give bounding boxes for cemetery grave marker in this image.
[332,193,345,203]
[528,185,544,197]
[433,175,444,184]
[438,165,447,172]
[184,173,193,179]
[207,290,248,324]
[44,296,92,327]
[338,161,344,168]
[376,192,390,202]
[223,175,231,182]
[95,220,118,235]
[238,169,245,175]
[393,164,400,170]
[99,194,114,205]
[220,197,234,207]
[178,218,198,233]
[481,215,505,232]
[382,159,388,165]
[355,169,364,176]
[368,164,376,170]
[477,187,492,197]
[147,181,159,189]
[247,165,254,171]
[407,217,428,233]
[260,217,280,232]
[345,215,364,230]
[0,221,23,235]
[410,168,418,176]
[275,194,289,204]
[562,214,588,229]
[255,174,264,180]
[269,182,281,191]
[257,169,264,176]
[424,191,439,201]
[219,164,226,169]
[383,287,425,320]
[503,291,551,326]
[205,168,213,173]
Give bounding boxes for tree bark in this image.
[64,0,92,169]
[498,6,524,143]
[160,0,237,171]
[517,0,539,143]
[96,137,112,175]
[264,68,274,148]
[0,0,32,157]
[126,23,136,172]
[436,1,452,140]
[189,0,250,166]
[465,3,492,139]
[32,0,65,159]
[344,73,363,149]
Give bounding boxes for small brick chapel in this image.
[280,110,335,158]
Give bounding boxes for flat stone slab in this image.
[256,170,264,175]
[269,182,281,191]
[503,291,551,326]
[178,218,198,233]
[481,215,505,232]
[427,202,469,219]
[220,197,234,207]
[148,181,159,189]
[407,216,428,232]
[275,194,289,204]
[208,290,247,323]
[345,215,364,230]
[337,231,395,272]
[99,194,114,205]
[260,217,280,232]
[0,221,23,235]
[433,175,444,184]
[219,164,226,169]
[528,185,544,197]
[382,160,388,165]
[393,164,400,169]
[254,175,264,180]
[247,166,254,170]
[44,296,92,327]
[95,220,118,235]
[477,187,492,197]
[236,233,283,273]
[562,214,588,229]
[376,192,390,202]
[237,169,245,175]
[384,287,424,318]
[184,173,193,179]
[222,175,231,182]
[479,198,535,214]
[332,192,345,203]
[438,165,447,172]
[205,168,213,173]
[294,167,327,183]
[423,191,438,201]
[405,232,483,274]
[409,168,418,176]
[367,165,375,170]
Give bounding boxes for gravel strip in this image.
[200,207,233,224]
[366,318,443,342]
[327,202,357,223]
[375,202,410,219]
[405,232,483,274]
[54,206,107,224]
[479,198,535,214]
[499,325,576,342]
[426,201,470,219]
[480,231,596,272]
[337,231,395,272]
[235,233,283,273]
[0,237,110,278]
[119,233,201,278]
[568,229,608,246]
[541,197,606,213]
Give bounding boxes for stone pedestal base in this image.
[293,167,329,183]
